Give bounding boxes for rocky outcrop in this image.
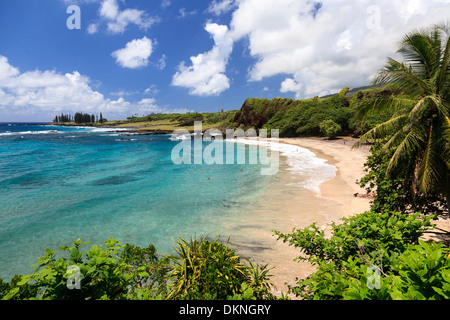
[233,98,293,129]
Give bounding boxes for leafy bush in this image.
[175,113,204,126]
[360,141,447,216]
[262,94,352,137]
[167,236,274,300]
[1,237,164,300]
[343,241,450,300]
[319,120,342,139]
[274,208,450,300]
[0,236,274,300]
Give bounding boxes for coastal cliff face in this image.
[233,95,352,137]
[233,97,294,129]
[230,86,400,138]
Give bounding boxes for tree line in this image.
[53,112,106,124]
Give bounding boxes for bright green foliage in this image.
[338,87,350,96]
[354,24,450,210]
[343,241,450,300]
[175,112,205,126]
[262,95,352,137]
[349,86,398,135]
[274,209,449,300]
[1,237,168,300]
[0,236,274,300]
[319,120,342,139]
[167,236,274,300]
[360,141,447,215]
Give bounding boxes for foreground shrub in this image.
[274,210,450,300]
[167,236,274,300]
[0,236,274,300]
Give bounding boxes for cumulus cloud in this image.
[0,55,165,120]
[172,23,234,96]
[88,0,157,34]
[280,78,303,99]
[223,0,450,98]
[111,37,153,69]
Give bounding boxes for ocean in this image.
[0,123,335,281]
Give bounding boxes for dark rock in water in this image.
[90,175,135,186]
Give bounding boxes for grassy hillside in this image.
[101,110,238,133]
[76,85,399,138]
[229,85,400,138]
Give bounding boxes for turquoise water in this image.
[0,123,270,280]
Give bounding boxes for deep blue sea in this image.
[0,123,272,280]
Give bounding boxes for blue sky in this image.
[0,0,449,122]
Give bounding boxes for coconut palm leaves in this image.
[354,23,450,208]
[166,236,274,300]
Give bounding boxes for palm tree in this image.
[354,23,450,211]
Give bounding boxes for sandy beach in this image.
[220,136,373,296]
[278,137,372,219]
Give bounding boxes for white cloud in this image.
[110,89,139,96]
[226,0,450,98]
[208,0,236,15]
[0,55,167,120]
[172,23,233,96]
[178,8,197,19]
[111,37,153,69]
[137,98,192,115]
[161,0,171,9]
[99,0,118,20]
[280,78,303,99]
[143,84,160,95]
[0,56,20,82]
[87,23,99,34]
[92,0,157,34]
[157,54,167,70]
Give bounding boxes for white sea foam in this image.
[89,127,131,132]
[115,138,137,142]
[234,139,336,195]
[0,130,60,136]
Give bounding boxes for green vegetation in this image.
[354,23,450,211]
[5,23,448,301]
[272,23,450,300]
[231,88,400,138]
[319,119,342,139]
[97,110,237,133]
[0,236,274,300]
[273,140,449,300]
[53,112,106,124]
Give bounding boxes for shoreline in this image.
[277,137,372,219]
[224,136,372,296]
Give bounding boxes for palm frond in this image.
[417,125,440,193]
[386,126,425,175]
[374,58,431,96]
[406,96,430,123]
[436,29,450,95]
[353,114,407,149]
[398,30,439,79]
[353,94,415,122]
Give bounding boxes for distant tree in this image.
[338,87,350,96]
